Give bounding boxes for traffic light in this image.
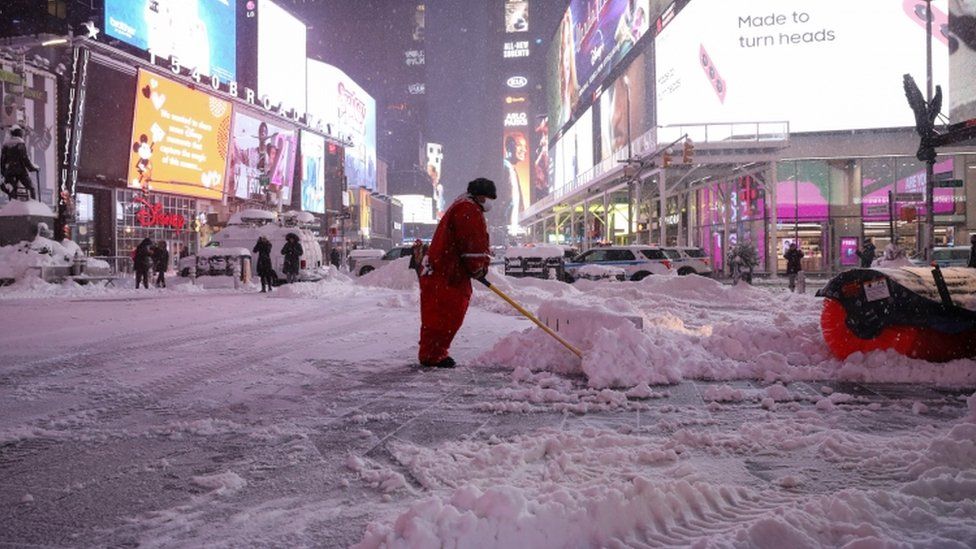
[682,139,694,164]
[662,150,673,168]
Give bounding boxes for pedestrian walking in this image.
[133,238,153,289]
[418,178,495,368]
[969,234,976,269]
[153,240,170,288]
[408,238,427,279]
[253,235,274,292]
[281,233,303,284]
[329,247,341,268]
[856,237,876,268]
[784,242,804,293]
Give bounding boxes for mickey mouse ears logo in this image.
[142,85,152,99]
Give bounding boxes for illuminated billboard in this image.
[127,70,232,201]
[226,110,297,205]
[655,0,950,132]
[258,0,307,113]
[306,60,377,191]
[531,116,550,205]
[949,1,976,122]
[550,107,594,196]
[395,194,437,224]
[300,131,326,213]
[599,52,651,161]
[505,1,529,33]
[547,0,651,132]
[105,0,237,81]
[426,143,444,219]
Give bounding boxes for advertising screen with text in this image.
[105,0,236,81]
[127,70,232,201]
[656,0,950,132]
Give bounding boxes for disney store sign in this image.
[134,196,186,234]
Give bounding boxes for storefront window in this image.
[114,189,198,261]
[776,161,827,272]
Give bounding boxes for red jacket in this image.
[426,195,491,286]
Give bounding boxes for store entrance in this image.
[776,223,825,273]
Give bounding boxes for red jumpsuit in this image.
[418,195,491,365]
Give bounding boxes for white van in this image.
[180,209,324,281]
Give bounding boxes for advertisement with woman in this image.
[226,111,297,205]
[547,0,651,132]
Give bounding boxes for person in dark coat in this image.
[784,242,804,293]
[253,235,274,292]
[329,247,341,268]
[969,234,976,269]
[281,233,303,283]
[856,237,876,268]
[153,240,170,288]
[133,238,153,289]
[0,126,38,200]
[408,239,427,279]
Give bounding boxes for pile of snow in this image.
[477,272,976,389]
[194,247,251,258]
[0,199,55,218]
[0,236,87,280]
[575,264,625,280]
[504,245,566,259]
[357,257,418,291]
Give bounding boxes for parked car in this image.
[663,246,713,276]
[563,246,672,282]
[912,246,973,268]
[351,246,414,276]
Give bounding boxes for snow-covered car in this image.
[910,246,972,268]
[351,246,414,276]
[663,246,713,276]
[180,209,323,282]
[563,246,673,282]
[504,244,572,280]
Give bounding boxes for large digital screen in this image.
[300,131,325,213]
[306,60,377,191]
[105,0,236,82]
[599,52,651,162]
[949,0,976,122]
[395,194,437,224]
[550,107,595,197]
[547,0,651,132]
[531,116,550,205]
[127,70,232,201]
[258,0,307,113]
[655,0,950,132]
[226,110,298,205]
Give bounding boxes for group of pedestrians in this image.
[132,238,170,289]
[252,233,303,292]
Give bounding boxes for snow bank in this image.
[0,199,55,217]
[357,257,418,291]
[475,272,976,389]
[0,236,90,280]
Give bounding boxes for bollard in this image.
[231,257,240,290]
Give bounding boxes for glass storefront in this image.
[115,189,202,264]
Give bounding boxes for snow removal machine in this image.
[816,266,976,362]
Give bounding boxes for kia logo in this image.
[507,76,528,88]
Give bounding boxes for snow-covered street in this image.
[1,263,975,547]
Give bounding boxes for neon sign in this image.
[134,196,187,234]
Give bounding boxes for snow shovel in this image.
[477,277,583,359]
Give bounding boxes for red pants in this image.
[418,272,472,364]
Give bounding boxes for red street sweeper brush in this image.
[816,266,976,362]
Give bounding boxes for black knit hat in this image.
[467,178,497,199]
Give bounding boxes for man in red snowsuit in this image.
[418,178,496,368]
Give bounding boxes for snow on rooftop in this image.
[228,209,276,225]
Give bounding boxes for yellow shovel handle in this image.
[478,278,583,359]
